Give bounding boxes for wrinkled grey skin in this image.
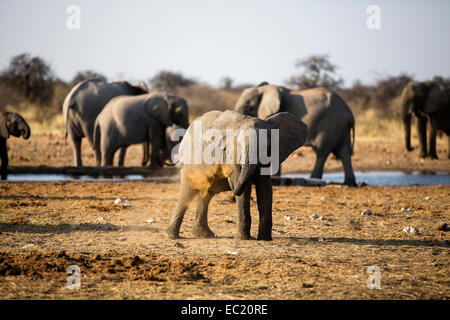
[0,111,31,179]
[63,79,148,166]
[141,94,190,166]
[165,110,308,241]
[94,92,189,167]
[235,82,356,186]
[401,80,450,159]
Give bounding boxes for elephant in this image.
[165,110,308,241]
[400,80,450,159]
[140,95,190,166]
[0,111,31,179]
[93,92,189,167]
[234,82,356,186]
[62,78,148,166]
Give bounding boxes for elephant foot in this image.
[257,233,272,241]
[148,162,160,169]
[164,227,180,239]
[193,226,215,238]
[430,154,438,160]
[236,233,254,240]
[344,178,357,187]
[419,152,427,159]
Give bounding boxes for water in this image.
[282,171,450,186]
[2,171,449,186]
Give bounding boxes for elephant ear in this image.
[143,96,172,127]
[137,81,148,92]
[265,112,308,163]
[424,83,444,114]
[0,112,9,138]
[257,85,281,120]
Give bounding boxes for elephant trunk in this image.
[230,163,258,197]
[20,119,30,140]
[401,103,413,151]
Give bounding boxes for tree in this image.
[218,76,234,90]
[71,70,107,86]
[285,54,343,90]
[149,70,196,91]
[0,53,54,104]
[373,73,413,106]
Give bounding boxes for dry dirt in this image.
[0,133,449,300]
[0,180,449,299]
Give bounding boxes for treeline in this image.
[0,52,448,120]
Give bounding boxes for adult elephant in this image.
[165,110,308,241]
[235,82,356,186]
[0,111,31,179]
[400,80,450,159]
[93,92,189,167]
[62,78,148,166]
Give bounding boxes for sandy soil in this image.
[6,132,450,173]
[0,180,449,299]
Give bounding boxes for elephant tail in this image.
[93,121,101,162]
[350,120,355,156]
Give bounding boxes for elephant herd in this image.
[0,78,449,240]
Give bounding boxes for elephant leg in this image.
[70,134,82,167]
[255,173,273,241]
[311,149,328,180]
[148,124,162,169]
[102,148,115,166]
[447,134,450,159]
[334,143,356,186]
[417,116,428,158]
[235,183,252,240]
[428,125,438,159]
[165,182,197,239]
[0,138,8,180]
[192,191,215,238]
[141,142,149,166]
[118,147,127,166]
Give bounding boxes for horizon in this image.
[1,0,449,88]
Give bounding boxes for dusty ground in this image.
[6,132,450,173]
[0,133,449,299]
[0,180,449,299]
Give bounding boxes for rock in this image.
[21,244,36,249]
[318,237,324,242]
[115,198,132,208]
[118,237,127,241]
[174,242,184,248]
[425,197,431,201]
[435,223,449,231]
[361,209,372,216]
[310,213,321,221]
[145,219,155,223]
[97,217,108,222]
[227,250,238,255]
[320,197,327,201]
[401,208,412,213]
[284,215,293,221]
[403,226,419,234]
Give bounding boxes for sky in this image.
[0,0,449,87]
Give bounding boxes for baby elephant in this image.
[0,111,31,179]
[165,110,308,241]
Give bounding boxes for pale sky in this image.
[1,0,449,87]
